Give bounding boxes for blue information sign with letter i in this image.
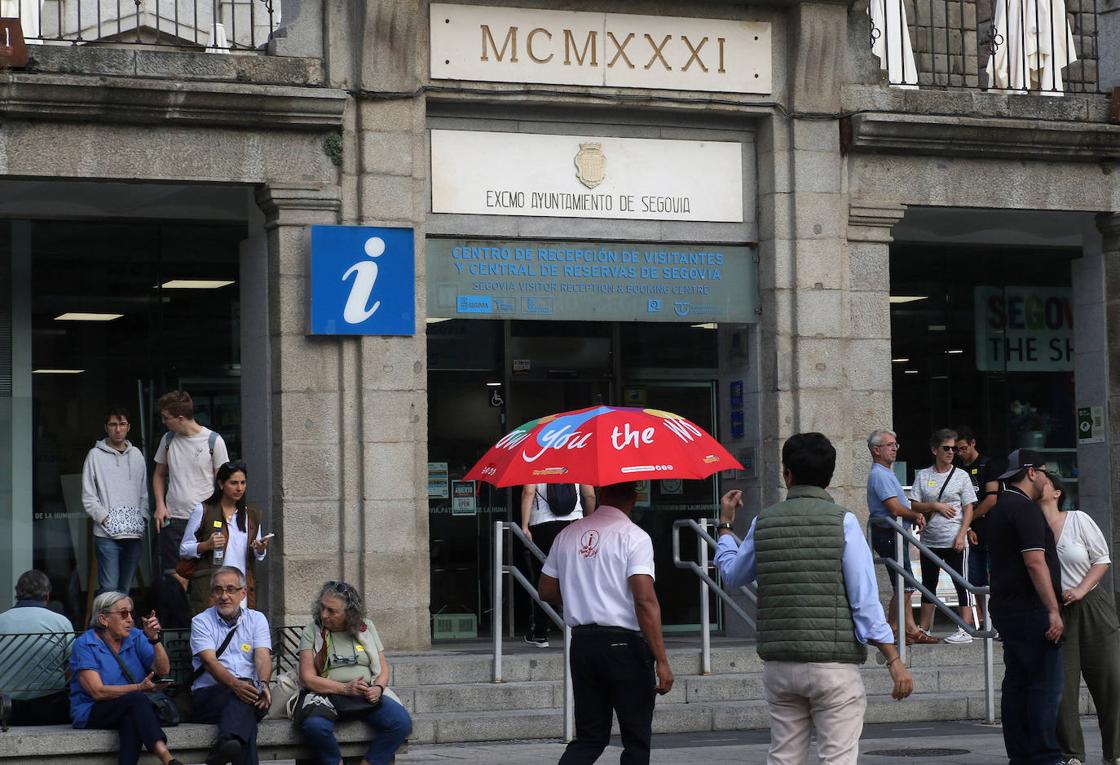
[310,225,415,335]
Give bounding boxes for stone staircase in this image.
[384,637,1094,745]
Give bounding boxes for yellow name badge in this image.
[241,643,251,653]
[927,480,937,487]
[355,644,365,652]
[213,520,224,528]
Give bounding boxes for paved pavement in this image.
[386,717,1104,764]
[194,717,1104,764]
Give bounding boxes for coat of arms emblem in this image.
[573,143,607,189]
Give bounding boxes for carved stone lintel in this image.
[848,201,906,243]
[256,184,341,229]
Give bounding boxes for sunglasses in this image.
[107,609,134,620]
[938,445,958,452]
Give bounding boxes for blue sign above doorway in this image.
[310,225,415,335]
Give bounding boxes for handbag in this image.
[108,647,180,727]
[103,505,146,538]
[292,691,337,725]
[267,668,301,719]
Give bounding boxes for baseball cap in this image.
[996,449,1046,481]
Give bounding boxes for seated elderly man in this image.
[0,570,74,725]
[190,566,272,765]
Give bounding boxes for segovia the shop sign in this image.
[430,4,772,95]
[309,225,415,336]
[974,286,1072,372]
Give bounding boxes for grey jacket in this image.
[81,439,149,539]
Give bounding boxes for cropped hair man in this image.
[82,407,149,595]
[0,570,74,725]
[190,567,271,765]
[715,433,914,765]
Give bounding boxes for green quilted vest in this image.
[754,485,868,664]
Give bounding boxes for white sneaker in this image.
[943,627,974,645]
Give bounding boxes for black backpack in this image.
[542,484,578,516]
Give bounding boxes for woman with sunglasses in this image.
[179,461,269,615]
[69,591,184,765]
[1038,473,1120,765]
[909,428,978,644]
[296,580,412,765]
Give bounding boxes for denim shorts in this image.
[870,524,916,592]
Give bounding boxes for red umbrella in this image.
[464,405,743,487]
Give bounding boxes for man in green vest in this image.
[714,432,914,764]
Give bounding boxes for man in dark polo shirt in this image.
[954,426,1003,627]
[987,449,1064,765]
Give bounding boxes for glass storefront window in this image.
[1,219,243,624]
[890,244,1078,501]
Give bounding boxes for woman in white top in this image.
[519,483,595,647]
[179,461,270,614]
[909,428,977,644]
[1039,473,1120,765]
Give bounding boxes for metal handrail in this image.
[492,521,573,742]
[876,515,996,723]
[674,515,997,725]
[671,518,758,674]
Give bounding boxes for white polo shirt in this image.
[541,505,655,632]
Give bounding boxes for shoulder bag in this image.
[108,643,180,727]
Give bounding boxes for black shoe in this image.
[523,633,549,648]
[205,736,242,765]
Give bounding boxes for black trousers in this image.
[159,517,189,572]
[524,519,574,638]
[11,691,70,725]
[86,692,167,765]
[192,684,266,765]
[559,628,657,765]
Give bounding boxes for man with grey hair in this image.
[190,566,271,765]
[866,430,936,644]
[0,570,74,724]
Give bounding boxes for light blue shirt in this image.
[867,462,910,524]
[0,601,74,700]
[715,510,894,645]
[190,606,271,691]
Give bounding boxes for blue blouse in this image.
[69,627,154,728]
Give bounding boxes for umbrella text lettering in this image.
[521,425,593,462]
[495,429,532,450]
[661,417,704,442]
[611,424,656,450]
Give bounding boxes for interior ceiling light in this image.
[485,381,502,387]
[927,324,947,331]
[690,322,718,329]
[54,313,123,322]
[891,358,910,363]
[889,296,928,304]
[946,349,964,354]
[904,369,919,375]
[32,368,84,374]
[157,280,235,289]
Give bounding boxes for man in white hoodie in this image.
[81,408,149,595]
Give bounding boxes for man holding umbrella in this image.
[465,405,742,764]
[538,481,673,765]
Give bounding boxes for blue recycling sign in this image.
[309,225,415,336]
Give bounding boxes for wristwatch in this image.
[148,631,162,645]
[716,522,734,532]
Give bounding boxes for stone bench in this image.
[0,720,400,764]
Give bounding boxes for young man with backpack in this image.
[152,390,229,580]
[520,482,596,647]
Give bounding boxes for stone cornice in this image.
[848,201,906,243]
[0,72,347,130]
[843,112,1120,162]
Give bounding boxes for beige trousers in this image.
[762,661,867,765]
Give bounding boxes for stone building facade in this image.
[1,0,1118,647]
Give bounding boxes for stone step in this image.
[406,688,1095,745]
[388,638,1002,686]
